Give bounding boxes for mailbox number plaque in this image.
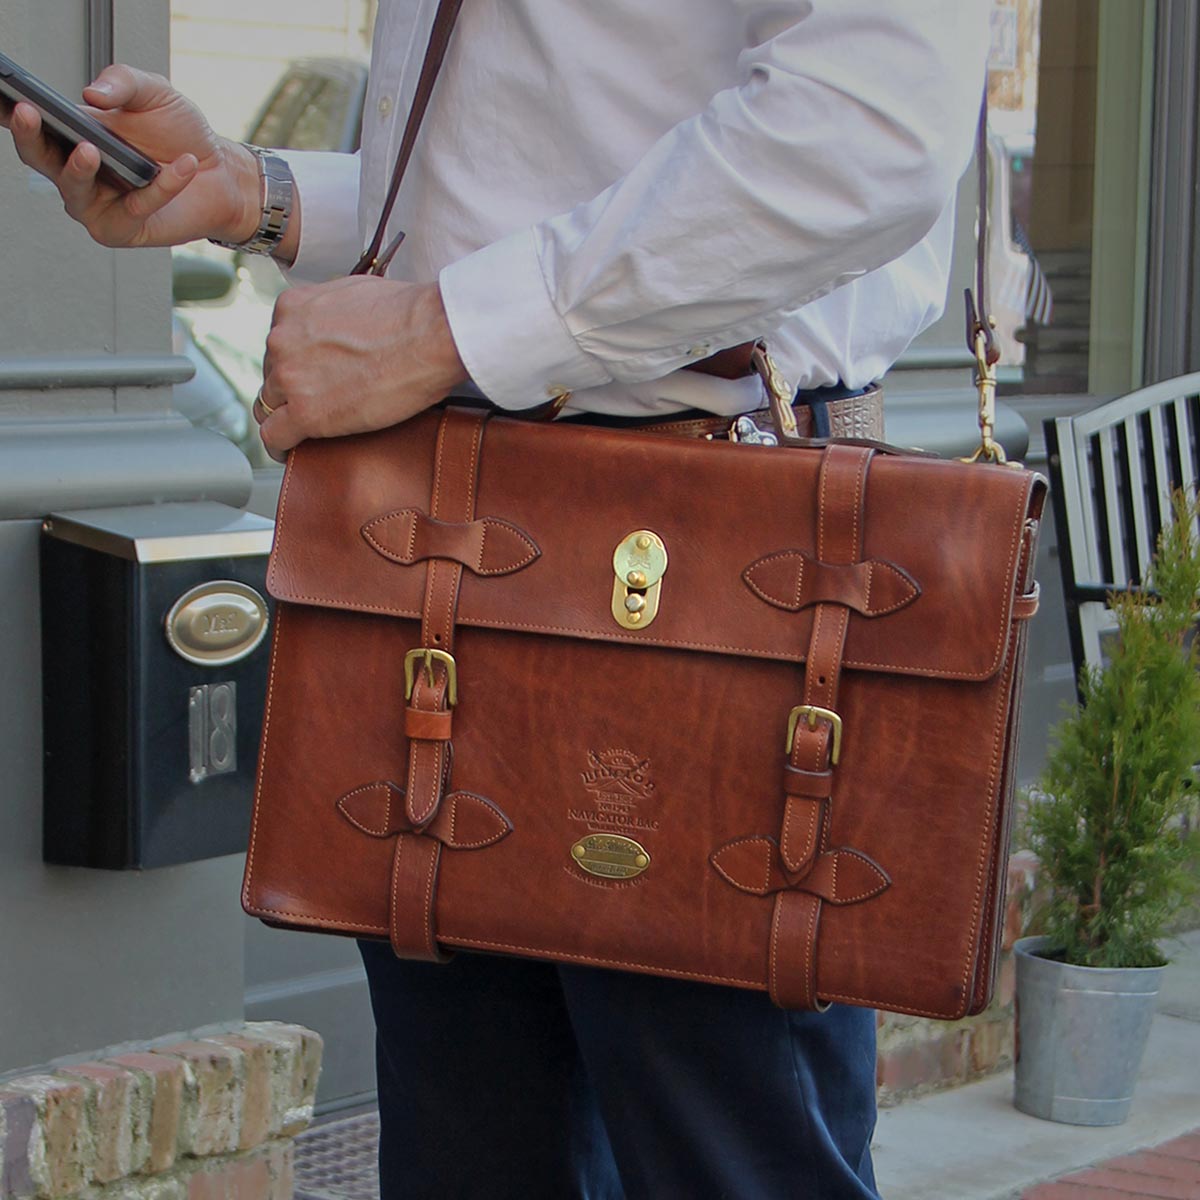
[189,682,237,783]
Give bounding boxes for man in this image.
[3,2,989,1195]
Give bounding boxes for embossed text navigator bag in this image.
[241,1,1046,1017]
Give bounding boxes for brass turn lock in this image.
[612,530,668,630]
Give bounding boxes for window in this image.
[988,0,1154,398]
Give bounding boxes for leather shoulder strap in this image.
[352,0,465,277]
[964,91,997,365]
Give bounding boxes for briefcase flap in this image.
[268,410,1044,682]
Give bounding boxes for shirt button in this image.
[687,343,711,358]
[378,95,394,118]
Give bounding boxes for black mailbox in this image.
[41,502,274,869]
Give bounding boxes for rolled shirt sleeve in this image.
[439,229,613,411]
[275,149,365,284]
[437,0,990,410]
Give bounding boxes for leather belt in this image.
[567,383,884,444]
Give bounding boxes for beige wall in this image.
[169,0,376,140]
[1029,0,1098,251]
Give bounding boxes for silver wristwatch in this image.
[211,145,294,256]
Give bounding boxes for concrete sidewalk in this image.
[293,932,1200,1199]
[873,931,1200,1200]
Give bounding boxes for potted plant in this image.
[1015,491,1200,1126]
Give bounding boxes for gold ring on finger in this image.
[255,389,277,418]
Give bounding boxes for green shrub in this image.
[1026,491,1200,968]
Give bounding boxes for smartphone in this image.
[0,50,159,189]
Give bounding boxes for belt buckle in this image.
[728,415,779,447]
[404,648,458,706]
[786,704,843,763]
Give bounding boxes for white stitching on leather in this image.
[802,893,819,1007]
[475,518,539,576]
[710,836,775,894]
[242,594,286,909]
[390,835,403,951]
[336,781,396,837]
[769,895,783,1000]
[445,793,511,850]
[422,840,438,955]
[271,453,1036,682]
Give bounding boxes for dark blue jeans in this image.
[359,942,880,1200]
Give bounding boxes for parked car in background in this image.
[171,58,368,465]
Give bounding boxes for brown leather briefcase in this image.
[243,402,1045,1018]
[242,0,1044,1018]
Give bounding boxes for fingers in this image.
[57,141,104,217]
[8,102,68,179]
[122,153,197,220]
[261,287,309,382]
[258,404,299,464]
[83,64,174,113]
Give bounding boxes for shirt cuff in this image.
[274,150,363,284]
[438,227,612,410]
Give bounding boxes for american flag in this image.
[1013,218,1053,327]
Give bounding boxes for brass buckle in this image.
[786,704,843,764]
[960,325,1008,465]
[403,648,458,706]
[750,342,802,445]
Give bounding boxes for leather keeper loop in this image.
[743,551,919,618]
[1012,584,1040,621]
[783,765,834,800]
[363,509,540,576]
[405,707,454,741]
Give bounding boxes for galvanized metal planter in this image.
[1013,935,1164,1126]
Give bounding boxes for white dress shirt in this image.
[283,0,990,416]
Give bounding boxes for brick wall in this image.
[876,851,1040,1106]
[0,1024,321,1200]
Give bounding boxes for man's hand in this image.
[0,64,264,249]
[256,278,469,461]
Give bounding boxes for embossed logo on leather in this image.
[581,749,654,799]
[568,749,659,887]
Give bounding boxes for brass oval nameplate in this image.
[165,581,269,667]
[570,834,651,880]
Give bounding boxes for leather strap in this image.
[389,834,445,960]
[768,444,873,1010]
[404,409,486,829]
[389,407,489,960]
[353,0,465,277]
[635,385,885,443]
[770,889,825,1011]
[964,91,998,366]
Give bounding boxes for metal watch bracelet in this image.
[210,145,293,257]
